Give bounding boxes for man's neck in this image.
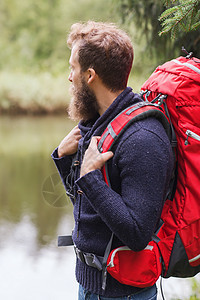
[95,84,124,116]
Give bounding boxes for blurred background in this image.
[0,0,199,299]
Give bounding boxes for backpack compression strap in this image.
[97,102,171,186]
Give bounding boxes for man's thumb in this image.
[101,151,114,164]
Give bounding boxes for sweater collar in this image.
[78,87,142,145]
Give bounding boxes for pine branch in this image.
[191,20,200,30]
[159,0,200,38]
[159,6,180,21]
[162,0,178,7]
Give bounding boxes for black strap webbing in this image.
[101,233,114,292]
[58,235,73,247]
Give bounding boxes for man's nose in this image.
[68,72,72,82]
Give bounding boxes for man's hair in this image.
[67,21,134,92]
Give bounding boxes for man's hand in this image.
[58,125,82,158]
[80,136,114,177]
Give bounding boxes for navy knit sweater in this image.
[52,87,174,297]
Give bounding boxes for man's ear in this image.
[86,68,96,84]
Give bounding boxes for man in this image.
[52,21,174,299]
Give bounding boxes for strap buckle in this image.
[74,246,103,271]
[74,246,85,263]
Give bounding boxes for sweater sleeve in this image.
[51,147,74,191]
[76,125,173,251]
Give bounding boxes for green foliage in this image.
[189,278,200,300]
[116,0,200,59]
[0,0,117,73]
[115,0,178,60]
[159,0,200,38]
[0,0,119,114]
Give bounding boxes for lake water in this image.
[0,115,199,300]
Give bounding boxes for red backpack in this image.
[98,55,200,288]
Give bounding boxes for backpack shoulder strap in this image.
[97,102,171,186]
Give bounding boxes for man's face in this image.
[68,43,82,91]
[68,43,99,121]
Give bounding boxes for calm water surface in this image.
[0,115,198,299]
[0,115,78,299]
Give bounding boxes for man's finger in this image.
[101,151,114,164]
[89,136,101,148]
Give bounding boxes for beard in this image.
[68,79,99,122]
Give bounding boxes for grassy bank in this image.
[0,72,71,115]
[0,69,149,115]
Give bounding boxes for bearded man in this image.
[51,21,174,300]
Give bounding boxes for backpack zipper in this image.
[108,245,154,268]
[185,129,200,145]
[108,246,130,268]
